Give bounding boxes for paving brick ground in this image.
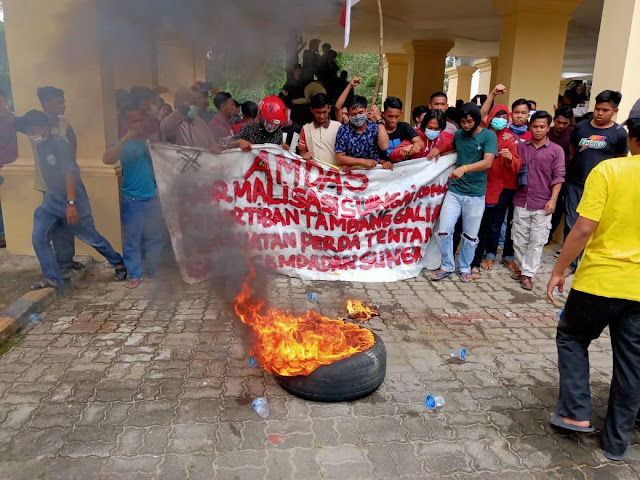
[1,246,639,479]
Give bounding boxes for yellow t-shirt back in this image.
[573,155,640,302]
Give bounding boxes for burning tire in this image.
[273,332,386,402]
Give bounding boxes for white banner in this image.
[149,143,456,284]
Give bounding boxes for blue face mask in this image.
[509,122,528,136]
[491,118,508,131]
[187,105,198,121]
[425,129,440,141]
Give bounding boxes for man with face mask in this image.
[16,110,125,290]
[482,84,532,142]
[34,86,83,277]
[334,80,390,171]
[160,86,218,151]
[470,104,521,277]
[431,102,498,283]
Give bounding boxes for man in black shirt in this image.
[379,97,423,168]
[564,90,628,273]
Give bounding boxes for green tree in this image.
[336,52,383,107]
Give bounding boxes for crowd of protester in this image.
[0,38,639,462]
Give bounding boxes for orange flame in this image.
[233,267,375,376]
[346,300,379,322]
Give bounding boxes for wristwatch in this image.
[376,119,384,125]
[67,200,76,206]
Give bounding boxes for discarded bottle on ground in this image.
[425,395,445,410]
[307,292,321,304]
[449,347,467,361]
[29,314,40,324]
[248,356,258,368]
[252,397,270,418]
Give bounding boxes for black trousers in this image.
[563,182,584,271]
[556,289,640,456]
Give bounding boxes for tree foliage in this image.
[206,51,383,106]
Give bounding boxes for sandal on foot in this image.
[125,278,142,289]
[31,279,57,290]
[430,269,453,282]
[503,260,519,274]
[480,259,494,271]
[471,267,482,280]
[460,272,474,283]
[549,413,595,433]
[113,266,128,282]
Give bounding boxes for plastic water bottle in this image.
[248,356,258,368]
[557,310,563,319]
[307,292,321,304]
[252,397,270,418]
[553,287,563,297]
[29,314,40,324]
[449,347,467,361]
[425,395,445,410]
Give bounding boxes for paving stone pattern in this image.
[1,249,639,479]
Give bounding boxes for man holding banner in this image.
[431,103,498,283]
[298,93,342,168]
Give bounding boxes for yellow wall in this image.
[2,0,122,256]
[446,66,477,104]
[494,0,582,112]
[382,53,409,105]
[590,0,640,123]
[404,41,453,116]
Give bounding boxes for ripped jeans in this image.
[437,191,485,274]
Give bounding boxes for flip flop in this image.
[30,279,57,290]
[430,269,453,282]
[471,268,482,280]
[125,278,142,289]
[459,272,474,283]
[549,413,595,433]
[481,259,494,271]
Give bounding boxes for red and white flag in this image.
[339,0,361,48]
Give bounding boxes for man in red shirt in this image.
[208,92,236,149]
[471,104,521,276]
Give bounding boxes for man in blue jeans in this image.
[431,103,497,283]
[15,110,125,289]
[103,106,164,289]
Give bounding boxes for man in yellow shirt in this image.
[546,99,640,461]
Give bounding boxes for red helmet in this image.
[258,95,287,133]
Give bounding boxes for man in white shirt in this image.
[298,93,342,168]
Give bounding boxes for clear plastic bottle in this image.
[425,395,445,410]
[307,292,321,304]
[252,397,269,418]
[449,347,467,361]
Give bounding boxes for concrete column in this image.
[382,53,409,105]
[404,40,454,117]
[2,0,122,256]
[493,0,583,111]
[590,0,640,122]
[474,57,498,96]
[156,31,202,106]
[445,65,477,104]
